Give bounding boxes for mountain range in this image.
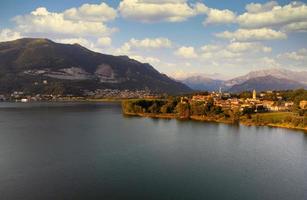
[0,38,191,95]
[180,68,307,93]
[0,38,305,95]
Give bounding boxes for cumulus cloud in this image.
[0,29,22,42]
[118,0,205,23]
[204,8,237,25]
[55,37,97,50]
[116,38,172,54]
[130,55,160,64]
[201,44,222,52]
[118,0,236,25]
[13,6,115,38]
[227,42,272,53]
[175,46,198,58]
[199,42,271,61]
[127,38,172,49]
[215,28,287,41]
[238,1,307,28]
[258,57,280,68]
[282,21,307,32]
[201,49,241,59]
[97,37,112,47]
[245,1,279,13]
[278,48,307,61]
[63,2,117,22]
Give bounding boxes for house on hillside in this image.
[300,100,307,110]
[192,95,211,102]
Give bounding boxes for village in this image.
[0,89,157,102]
[1,86,307,113]
[183,89,307,113]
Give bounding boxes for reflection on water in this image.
[0,102,306,200]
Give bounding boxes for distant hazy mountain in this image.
[229,75,306,93]
[0,38,191,94]
[180,76,223,91]
[224,68,307,87]
[178,68,307,92]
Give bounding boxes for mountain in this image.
[180,76,223,91]
[178,68,307,93]
[229,75,306,93]
[224,68,307,88]
[0,38,191,95]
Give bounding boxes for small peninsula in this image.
[122,89,307,131]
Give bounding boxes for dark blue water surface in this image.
[0,102,306,200]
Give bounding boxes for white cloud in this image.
[238,1,307,28]
[282,21,307,32]
[127,38,172,49]
[115,43,131,55]
[116,37,172,54]
[139,0,187,3]
[258,57,280,68]
[130,55,160,64]
[201,44,222,52]
[278,48,307,61]
[0,29,22,42]
[200,48,241,59]
[13,6,115,37]
[227,42,272,53]
[55,37,96,50]
[215,28,287,41]
[118,0,205,23]
[97,37,112,47]
[175,46,197,58]
[63,2,117,22]
[199,41,272,61]
[204,8,236,25]
[215,49,241,58]
[245,1,279,13]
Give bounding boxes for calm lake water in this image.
[0,102,306,200]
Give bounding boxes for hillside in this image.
[229,75,306,93]
[224,68,307,87]
[180,76,223,91]
[178,68,307,92]
[0,38,191,95]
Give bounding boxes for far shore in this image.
[0,98,126,103]
[123,111,307,132]
[1,100,305,132]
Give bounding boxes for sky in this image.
[0,0,307,79]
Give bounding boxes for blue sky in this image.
[0,0,306,79]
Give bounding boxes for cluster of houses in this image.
[4,92,83,102]
[1,88,307,111]
[0,89,158,102]
[189,90,304,112]
[83,89,157,99]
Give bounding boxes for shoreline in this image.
[0,99,124,103]
[1,101,305,132]
[123,112,307,132]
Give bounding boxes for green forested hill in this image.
[0,38,191,95]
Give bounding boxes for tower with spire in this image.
[253,89,257,100]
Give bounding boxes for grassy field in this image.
[241,112,307,131]
[252,112,292,123]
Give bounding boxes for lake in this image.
[0,102,306,200]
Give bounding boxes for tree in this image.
[176,103,190,119]
[148,102,159,113]
[190,102,205,115]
